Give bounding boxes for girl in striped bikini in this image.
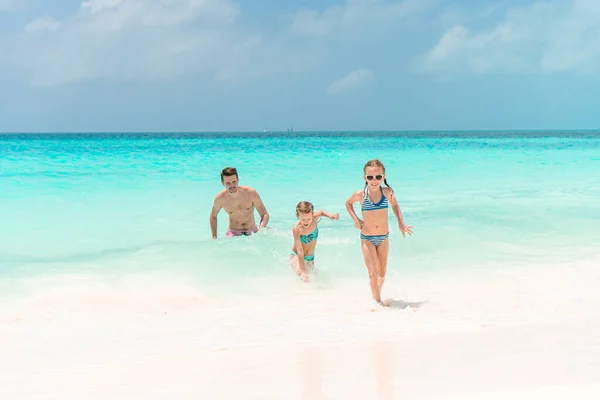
[345,159,413,304]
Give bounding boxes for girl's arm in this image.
[386,189,413,237]
[292,226,307,275]
[314,209,339,221]
[386,189,404,223]
[345,190,364,229]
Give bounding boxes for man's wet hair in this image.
[221,167,238,183]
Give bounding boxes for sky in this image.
[1,0,600,132]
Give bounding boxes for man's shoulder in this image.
[239,186,259,195]
[214,190,228,200]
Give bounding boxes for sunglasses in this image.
[366,175,383,181]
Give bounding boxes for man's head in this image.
[220,167,239,194]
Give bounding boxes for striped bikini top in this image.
[361,186,388,211]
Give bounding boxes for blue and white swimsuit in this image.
[360,186,389,247]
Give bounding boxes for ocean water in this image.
[2,130,599,277]
[0,131,599,303]
[2,131,600,397]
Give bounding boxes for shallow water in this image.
[1,131,599,296]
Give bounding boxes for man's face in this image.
[222,175,238,194]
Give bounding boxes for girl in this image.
[345,159,413,304]
[290,201,339,282]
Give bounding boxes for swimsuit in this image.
[300,223,319,244]
[291,253,315,262]
[360,232,389,247]
[226,227,258,237]
[291,220,319,262]
[360,186,389,247]
[361,186,388,212]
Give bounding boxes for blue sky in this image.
[1,0,599,132]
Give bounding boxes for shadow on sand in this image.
[383,298,426,310]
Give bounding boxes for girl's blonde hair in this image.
[295,201,314,214]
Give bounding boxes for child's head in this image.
[295,201,314,227]
[363,159,393,190]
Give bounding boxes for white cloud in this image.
[436,1,509,27]
[5,0,432,86]
[418,0,600,74]
[81,0,123,14]
[25,16,60,34]
[9,0,246,86]
[8,0,327,86]
[291,0,433,37]
[326,68,375,95]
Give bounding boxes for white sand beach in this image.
[2,258,600,399]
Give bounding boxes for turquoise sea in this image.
[3,131,600,399]
[1,131,600,298]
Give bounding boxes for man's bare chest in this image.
[223,198,254,214]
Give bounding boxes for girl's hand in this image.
[300,272,309,282]
[398,221,413,237]
[330,213,339,220]
[354,219,364,229]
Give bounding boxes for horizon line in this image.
[1,128,600,135]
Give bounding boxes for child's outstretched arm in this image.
[345,190,364,229]
[387,190,413,237]
[314,209,339,221]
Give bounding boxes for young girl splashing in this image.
[345,159,413,304]
[290,201,339,282]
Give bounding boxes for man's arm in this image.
[209,196,222,239]
[252,190,269,229]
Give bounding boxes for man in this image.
[210,167,269,239]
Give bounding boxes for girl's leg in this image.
[375,238,389,298]
[361,240,382,303]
